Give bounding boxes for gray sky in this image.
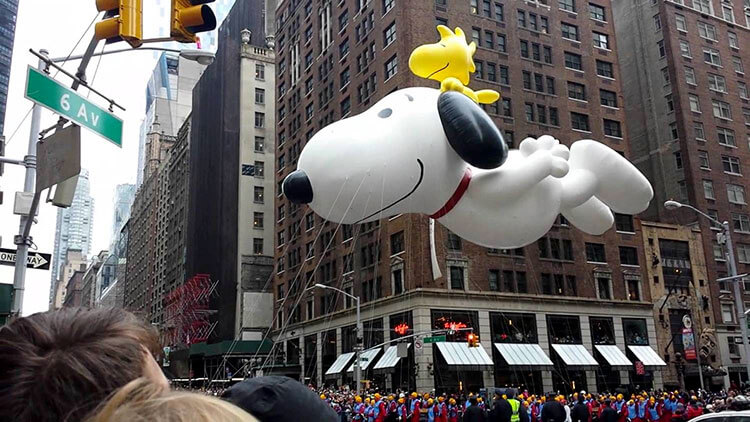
[0,1,180,315]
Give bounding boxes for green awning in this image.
[189,340,273,357]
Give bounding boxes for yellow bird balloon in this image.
[409,25,500,104]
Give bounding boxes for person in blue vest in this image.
[647,397,662,422]
[638,398,648,422]
[353,396,365,421]
[627,400,638,422]
[427,398,436,422]
[466,393,474,410]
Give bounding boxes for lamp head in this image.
[179,49,215,65]
[664,200,683,210]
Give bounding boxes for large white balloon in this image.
[283,87,653,249]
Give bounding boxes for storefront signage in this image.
[682,327,697,360]
[394,323,410,336]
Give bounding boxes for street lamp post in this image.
[665,200,750,384]
[49,47,216,65]
[312,283,362,396]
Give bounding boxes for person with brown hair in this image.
[86,378,258,422]
[0,307,168,422]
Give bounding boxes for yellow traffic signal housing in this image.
[467,333,479,347]
[94,0,143,48]
[171,0,217,44]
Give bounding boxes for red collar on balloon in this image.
[429,167,472,219]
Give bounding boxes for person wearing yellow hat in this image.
[353,396,366,421]
[447,397,459,422]
[397,396,408,421]
[387,394,398,418]
[408,392,422,422]
[427,398,437,422]
[320,394,326,400]
[372,393,386,422]
[615,394,629,422]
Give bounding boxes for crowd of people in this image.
[315,387,750,422]
[4,307,750,422]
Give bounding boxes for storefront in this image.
[591,317,628,392]
[548,315,595,394]
[431,309,491,394]
[623,318,664,390]
[490,312,548,393]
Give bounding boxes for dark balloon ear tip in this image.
[438,91,508,170]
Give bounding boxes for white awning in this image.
[374,344,411,371]
[594,345,632,368]
[628,345,667,367]
[347,348,382,372]
[494,343,553,368]
[435,342,493,369]
[325,352,355,376]
[551,344,598,367]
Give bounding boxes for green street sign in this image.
[25,66,123,147]
[423,335,446,344]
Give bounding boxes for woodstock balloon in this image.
[281,26,653,249]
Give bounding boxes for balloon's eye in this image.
[378,108,393,118]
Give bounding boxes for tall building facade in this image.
[50,169,94,307]
[111,184,135,246]
[272,0,665,394]
[0,0,18,136]
[137,53,206,186]
[185,0,276,347]
[613,0,750,388]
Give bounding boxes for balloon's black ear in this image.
[437,91,508,169]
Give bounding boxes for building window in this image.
[623,318,649,345]
[564,52,583,71]
[548,315,582,344]
[561,23,580,41]
[740,83,749,100]
[254,186,264,203]
[653,14,662,31]
[449,266,465,290]
[679,40,691,58]
[254,161,264,178]
[627,278,641,301]
[733,213,750,233]
[738,244,750,264]
[340,96,351,116]
[254,112,265,128]
[722,155,741,174]
[689,95,701,113]
[568,82,586,101]
[684,66,696,85]
[722,4,735,22]
[277,230,285,246]
[733,57,745,74]
[708,74,727,93]
[254,136,265,152]
[586,242,606,263]
[502,98,512,117]
[699,151,711,170]
[698,21,717,41]
[694,123,706,141]
[597,276,612,300]
[727,184,746,204]
[600,89,617,107]
[560,0,576,13]
[253,212,264,229]
[620,246,639,266]
[495,2,504,21]
[255,63,265,80]
[499,65,509,85]
[392,266,404,295]
[718,127,736,147]
[571,112,590,132]
[593,32,609,49]
[728,32,739,49]
[390,231,404,255]
[711,100,732,120]
[589,3,606,21]
[675,13,687,31]
[615,214,635,232]
[703,47,722,66]
[722,303,735,323]
[703,179,715,200]
[384,54,398,80]
[603,119,622,138]
[517,10,526,28]
[383,22,396,47]
[596,60,613,78]
[253,238,264,254]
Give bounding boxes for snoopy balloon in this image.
[282,28,653,249]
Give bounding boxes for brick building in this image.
[613,0,750,388]
[273,0,664,393]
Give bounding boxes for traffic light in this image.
[94,0,143,48]
[467,333,480,348]
[171,0,217,43]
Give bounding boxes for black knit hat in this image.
[222,376,338,422]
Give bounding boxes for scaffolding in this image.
[164,274,219,347]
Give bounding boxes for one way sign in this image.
[0,248,52,270]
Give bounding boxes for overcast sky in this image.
[0,1,192,315]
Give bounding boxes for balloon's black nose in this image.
[283,170,314,204]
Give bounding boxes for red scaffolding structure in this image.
[164,274,218,347]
